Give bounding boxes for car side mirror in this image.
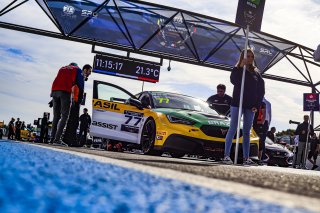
[127,98,144,110]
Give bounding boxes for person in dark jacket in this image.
[78,108,91,146]
[63,64,92,146]
[207,84,232,115]
[294,115,314,168]
[307,133,319,170]
[267,127,276,142]
[50,63,84,146]
[8,118,15,140]
[15,118,22,140]
[222,48,265,165]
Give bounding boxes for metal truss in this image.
[1,0,320,125]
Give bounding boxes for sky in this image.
[0,0,320,132]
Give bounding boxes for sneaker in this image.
[221,156,233,165]
[312,165,319,170]
[257,160,265,166]
[243,158,258,166]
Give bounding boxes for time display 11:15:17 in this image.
[96,59,123,71]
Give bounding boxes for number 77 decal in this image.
[125,115,142,126]
[156,98,169,103]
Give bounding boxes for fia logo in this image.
[63,5,75,15]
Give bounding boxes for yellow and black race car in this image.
[90,80,259,160]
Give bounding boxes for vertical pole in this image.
[311,87,316,127]
[234,25,250,165]
[303,111,312,169]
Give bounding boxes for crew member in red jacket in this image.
[50,63,85,145]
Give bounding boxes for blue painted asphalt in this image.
[0,140,313,213]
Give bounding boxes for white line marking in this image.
[31,144,320,212]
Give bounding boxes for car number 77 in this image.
[125,115,142,126]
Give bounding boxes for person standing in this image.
[40,113,49,143]
[78,108,91,147]
[294,115,314,169]
[307,133,319,170]
[8,118,15,140]
[222,48,265,165]
[15,118,22,140]
[252,101,266,164]
[253,97,272,163]
[63,64,92,146]
[207,84,232,116]
[21,121,26,130]
[50,63,84,146]
[267,127,276,142]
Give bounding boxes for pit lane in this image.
[39,143,320,199]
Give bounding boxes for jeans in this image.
[51,91,71,142]
[224,106,255,159]
[296,141,307,166]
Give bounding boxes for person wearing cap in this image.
[63,64,92,146]
[50,63,90,146]
[78,108,91,147]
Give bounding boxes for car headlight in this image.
[166,115,195,125]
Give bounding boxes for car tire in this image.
[170,152,185,158]
[141,119,162,156]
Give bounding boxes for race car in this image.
[90,80,259,160]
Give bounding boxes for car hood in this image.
[153,108,231,127]
[266,143,291,153]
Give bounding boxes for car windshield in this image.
[279,136,291,144]
[265,137,275,145]
[150,92,219,115]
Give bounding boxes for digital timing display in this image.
[93,54,160,83]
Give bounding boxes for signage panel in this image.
[235,0,266,32]
[93,55,160,83]
[303,93,320,111]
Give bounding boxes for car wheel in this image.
[141,119,162,156]
[170,152,185,158]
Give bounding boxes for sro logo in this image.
[259,48,273,56]
[81,10,97,17]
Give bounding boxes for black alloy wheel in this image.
[141,119,163,156]
[141,119,156,154]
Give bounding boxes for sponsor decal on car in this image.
[156,131,167,136]
[124,110,144,117]
[92,121,118,130]
[121,124,139,133]
[93,99,121,112]
[208,120,229,126]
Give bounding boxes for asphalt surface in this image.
[39,143,320,199]
[2,140,316,213]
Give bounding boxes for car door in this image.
[90,80,148,144]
